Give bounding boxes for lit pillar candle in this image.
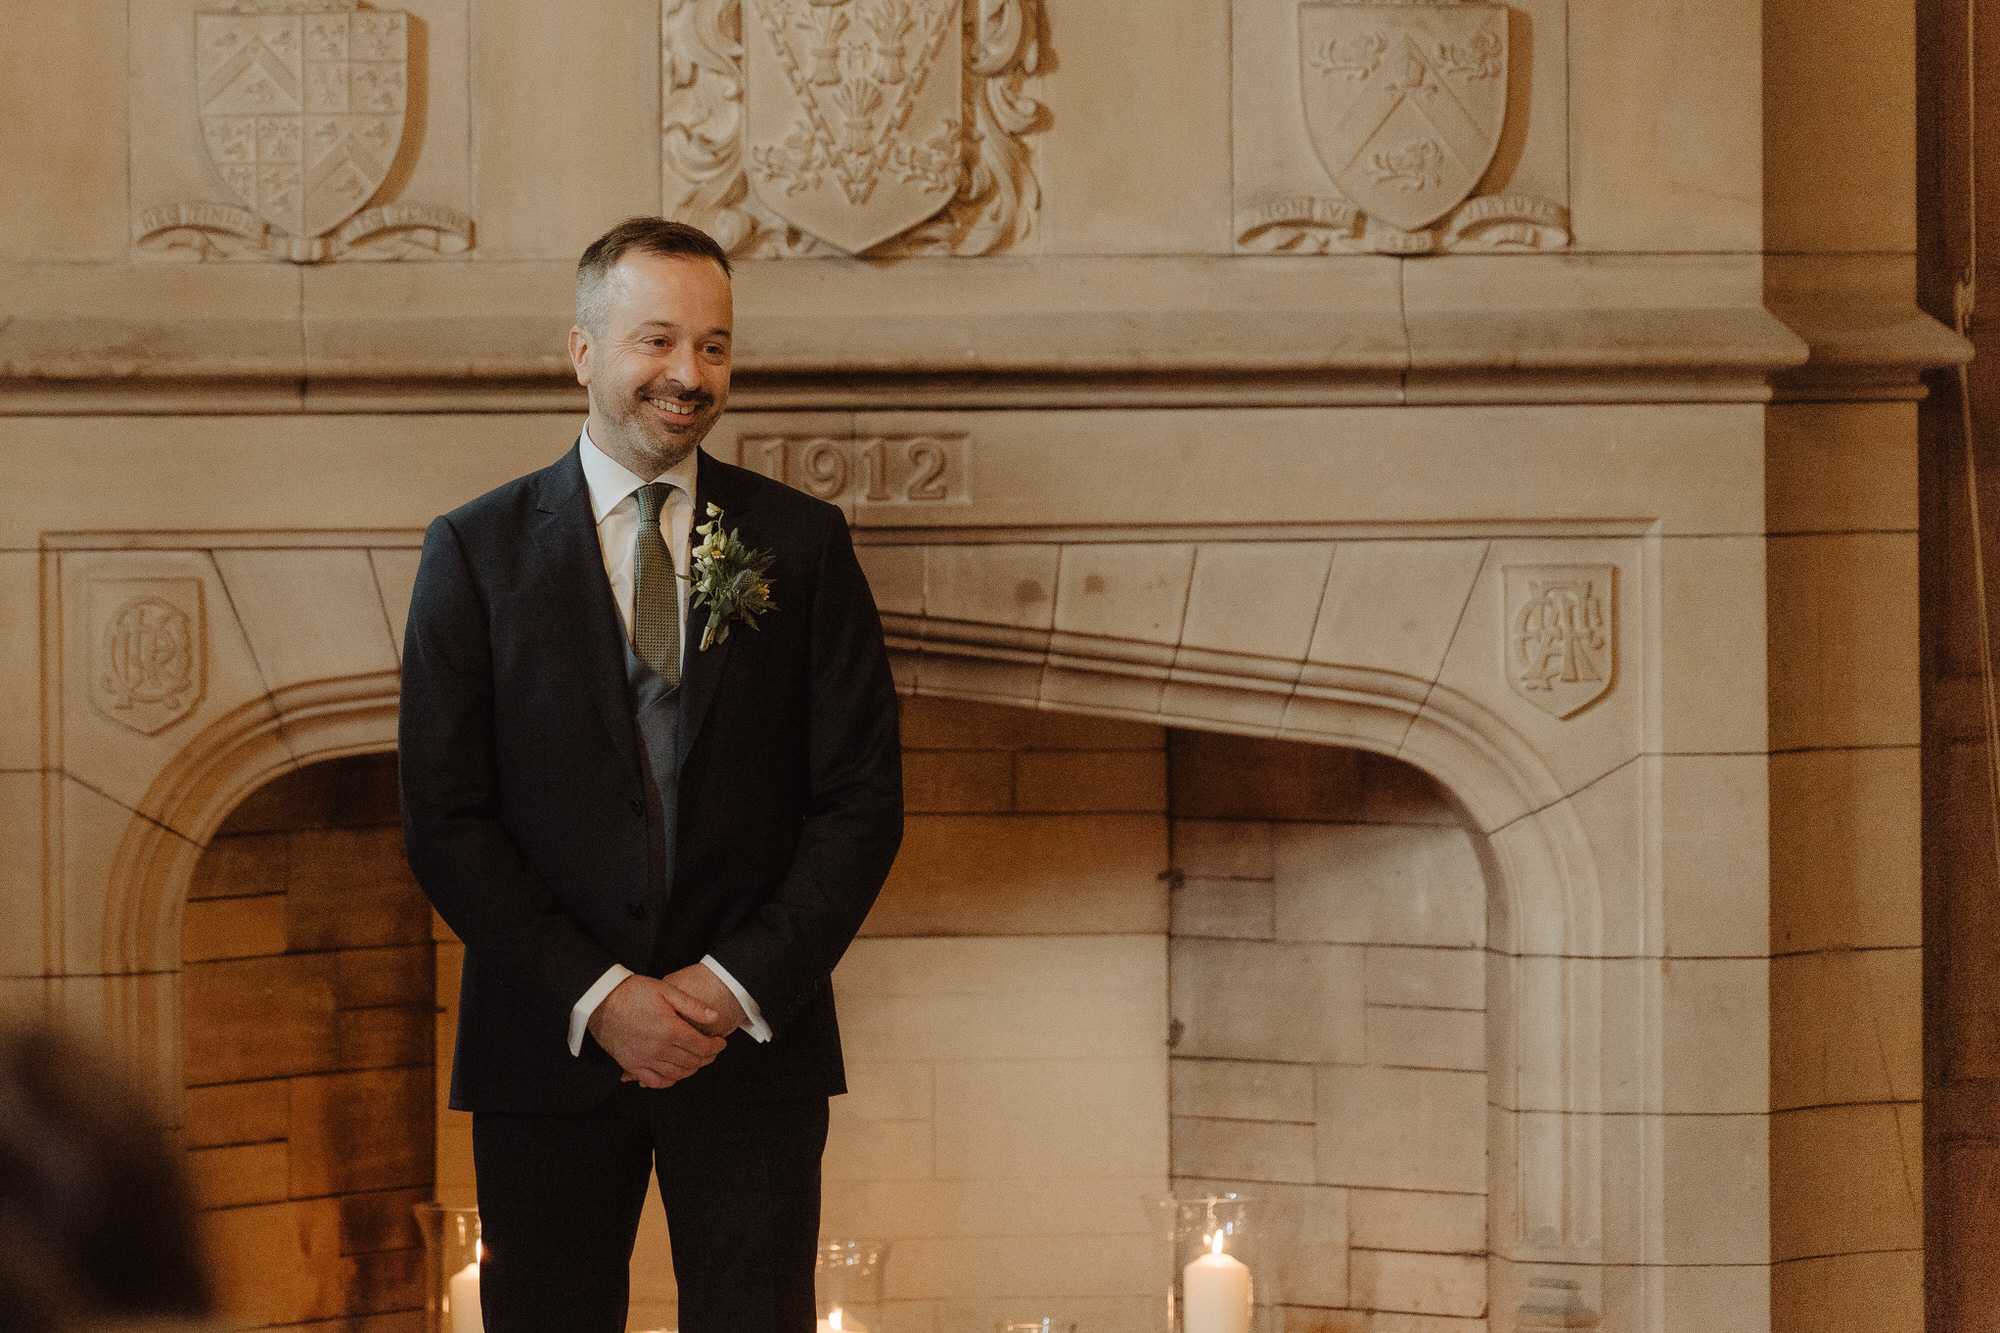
[449,1257,482,1333]
[1183,1231,1250,1333]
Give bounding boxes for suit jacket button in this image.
[627,902,647,920]
[628,797,644,816]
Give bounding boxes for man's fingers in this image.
[658,981,720,1030]
[627,1067,678,1089]
[587,974,726,1084]
[648,1006,726,1064]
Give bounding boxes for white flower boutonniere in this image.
[687,503,777,650]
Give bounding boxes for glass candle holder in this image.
[815,1238,890,1332]
[1150,1194,1262,1333]
[411,1203,482,1333]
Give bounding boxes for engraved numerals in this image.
[739,435,970,507]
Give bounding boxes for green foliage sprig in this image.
[686,503,776,650]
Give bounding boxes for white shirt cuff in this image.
[701,955,773,1043]
[569,963,636,1056]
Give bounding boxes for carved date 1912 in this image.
[740,434,969,508]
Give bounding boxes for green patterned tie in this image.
[631,483,680,689]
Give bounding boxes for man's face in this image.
[569,252,733,478]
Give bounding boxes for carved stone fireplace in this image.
[9,400,1904,1331]
[0,1,1965,1330]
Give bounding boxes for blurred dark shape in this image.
[0,1020,215,1332]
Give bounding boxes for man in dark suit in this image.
[398,218,904,1333]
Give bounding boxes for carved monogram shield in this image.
[196,7,408,239]
[89,578,207,736]
[744,0,963,253]
[1298,0,1506,232]
[1505,565,1614,719]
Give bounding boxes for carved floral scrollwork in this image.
[664,0,1045,257]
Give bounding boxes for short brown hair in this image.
[575,217,732,333]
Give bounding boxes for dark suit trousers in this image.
[473,1086,829,1333]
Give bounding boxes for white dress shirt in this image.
[565,424,772,1056]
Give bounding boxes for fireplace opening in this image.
[805,696,1491,1332]
[179,753,436,1331]
[1166,727,1488,1327]
[164,699,1489,1332]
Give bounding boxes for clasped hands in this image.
[586,963,748,1089]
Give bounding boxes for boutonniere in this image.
[687,503,776,650]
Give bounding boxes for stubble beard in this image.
[591,382,721,478]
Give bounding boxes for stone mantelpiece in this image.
[1,251,1966,414]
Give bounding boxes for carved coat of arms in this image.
[196,7,408,239]
[1299,1,1505,232]
[665,0,1044,257]
[1504,565,1614,719]
[136,1,472,263]
[90,579,207,736]
[745,0,963,253]
[1235,0,1567,255]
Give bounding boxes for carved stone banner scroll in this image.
[1235,0,1570,256]
[1504,564,1614,719]
[90,579,207,736]
[666,0,1044,257]
[136,0,472,263]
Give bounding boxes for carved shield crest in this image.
[195,6,408,239]
[1298,0,1506,232]
[1505,565,1614,719]
[743,0,964,253]
[90,579,207,736]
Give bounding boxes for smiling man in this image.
[398,218,904,1333]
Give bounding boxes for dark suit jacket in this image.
[398,443,904,1114]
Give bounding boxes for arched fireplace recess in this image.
[179,754,435,1330]
[40,525,1688,1331]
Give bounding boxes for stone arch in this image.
[891,642,1610,1275]
[105,669,402,982]
[77,532,1625,1308]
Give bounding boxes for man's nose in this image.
[663,340,706,386]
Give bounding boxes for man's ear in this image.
[567,326,593,387]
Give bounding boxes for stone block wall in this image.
[182,754,435,1332]
[1166,731,1488,1332]
[774,695,1173,1333]
[1765,403,1925,1327]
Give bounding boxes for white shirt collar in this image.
[578,422,701,525]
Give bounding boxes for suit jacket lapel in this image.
[531,444,642,780]
[680,449,754,748]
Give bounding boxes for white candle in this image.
[1183,1231,1250,1333]
[448,1259,482,1333]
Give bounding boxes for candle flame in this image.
[1209,1230,1225,1257]
[830,1308,844,1331]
